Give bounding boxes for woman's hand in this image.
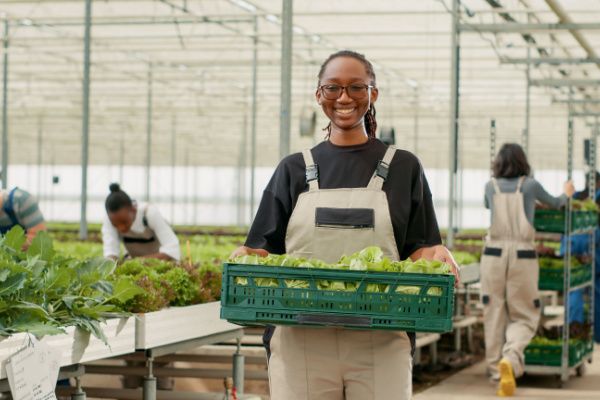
[564,180,575,198]
[230,246,269,259]
[410,245,461,287]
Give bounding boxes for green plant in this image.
[0,227,143,341]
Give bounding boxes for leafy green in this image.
[0,227,143,341]
[231,246,453,295]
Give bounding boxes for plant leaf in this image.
[26,231,54,261]
[3,226,26,252]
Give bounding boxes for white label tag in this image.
[5,337,59,400]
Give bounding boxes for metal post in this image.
[119,129,125,184]
[250,16,258,220]
[279,0,293,160]
[413,88,419,154]
[490,119,496,175]
[143,355,157,400]
[237,113,248,226]
[447,0,460,249]
[37,116,43,196]
[233,339,245,395]
[79,0,92,240]
[145,62,153,202]
[70,376,86,400]
[170,114,176,223]
[1,18,8,189]
[192,153,198,225]
[590,118,598,362]
[523,37,531,155]
[562,114,574,382]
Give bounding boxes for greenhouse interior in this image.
[1,0,600,399]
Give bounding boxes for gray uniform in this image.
[484,176,567,224]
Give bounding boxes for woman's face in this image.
[108,206,136,234]
[316,56,378,135]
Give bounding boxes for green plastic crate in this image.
[220,263,455,333]
[534,210,597,233]
[538,264,592,291]
[525,341,586,367]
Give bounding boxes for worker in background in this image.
[481,143,574,397]
[231,50,459,400]
[565,171,600,343]
[102,183,180,261]
[102,183,180,390]
[0,187,46,247]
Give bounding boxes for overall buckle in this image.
[306,164,319,183]
[375,161,389,180]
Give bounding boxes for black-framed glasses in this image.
[318,83,374,100]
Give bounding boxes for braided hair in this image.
[317,50,378,139]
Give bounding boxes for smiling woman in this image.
[231,49,459,400]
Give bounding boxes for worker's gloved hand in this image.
[229,246,269,260]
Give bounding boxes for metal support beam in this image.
[250,15,258,220]
[413,88,419,154]
[37,116,43,196]
[530,79,600,87]
[447,0,460,249]
[279,0,293,160]
[170,114,176,223]
[490,119,496,173]
[500,56,600,65]
[79,0,92,240]
[523,40,531,156]
[119,129,125,184]
[145,62,153,202]
[553,98,600,104]
[571,112,600,117]
[459,22,600,33]
[1,19,8,189]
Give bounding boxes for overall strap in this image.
[142,205,149,227]
[491,178,501,194]
[367,145,396,190]
[515,176,526,193]
[302,149,319,191]
[3,188,20,227]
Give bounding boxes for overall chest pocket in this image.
[315,207,374,229]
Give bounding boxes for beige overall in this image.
[121,206,161,258]
[268,145,413,400]
[480,177,540,379]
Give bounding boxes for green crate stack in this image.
[524,341,589,367]
[220,263,455,333]
[534,210,598,233]
[538,263,592,291]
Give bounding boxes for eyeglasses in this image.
[318,83,374,100]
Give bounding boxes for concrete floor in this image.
[414,348,600,400]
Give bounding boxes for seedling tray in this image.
[534,210,597,233]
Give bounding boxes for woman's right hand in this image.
[564,180,575,198]
[230,246,269,259]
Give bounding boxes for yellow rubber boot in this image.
[497,358,516,397]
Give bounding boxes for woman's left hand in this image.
[430,245,460,287]
[411,245,460,287]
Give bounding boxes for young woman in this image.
[102,183,180,390]
[481,143,574,396]
[102,183,180,261]
[231,50,458,400]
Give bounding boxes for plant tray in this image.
[220,263,455,333]
[534,210,597,233]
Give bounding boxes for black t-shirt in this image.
[245,138,442,258]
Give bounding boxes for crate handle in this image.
[297,313,371,327]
